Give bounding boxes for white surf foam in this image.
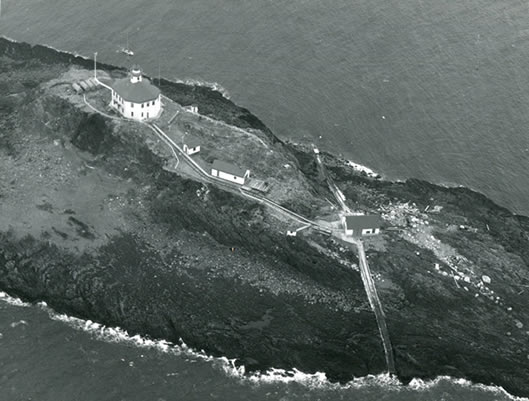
[174,77,230,99]
[346,160,379,178]
[409,376,529,401]
[1,35,20,43]
[1,292,527,400]
[0,291,31,307]
[9,319,28,328]
[246,369,401,391]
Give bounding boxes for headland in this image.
[0,37,528,397]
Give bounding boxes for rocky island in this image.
[0,37,528,397]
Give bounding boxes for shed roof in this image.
[212,159,247,178]
[345,215,381,231]
[110,77,160,103]
[184,136,201,148]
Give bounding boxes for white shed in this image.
[342,214,381,237]
[183,137,201,155]
[211,159,250,185]
[184,105,198,113]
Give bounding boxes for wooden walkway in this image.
[340,235,396,374]
[315,147,396,374]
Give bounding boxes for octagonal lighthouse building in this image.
[109,65,161,121]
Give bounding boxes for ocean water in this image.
[1,0,529,399]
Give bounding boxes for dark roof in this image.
[184,137,201,148]
[110,77,160,103]
[212,159,247,177]
[345,215,381,231]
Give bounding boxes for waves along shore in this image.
[1,291,527,401]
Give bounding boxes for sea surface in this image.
[1,0,529,399]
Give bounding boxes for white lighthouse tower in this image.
[130,65,143,83]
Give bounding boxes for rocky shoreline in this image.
[1,37,528,397]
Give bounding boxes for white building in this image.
[109,65,161,121]
[184,105,198,113]
[183,137,201,155]
[211,159,250,185]
[342,214,381,237]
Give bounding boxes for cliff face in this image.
[1,38,529,397]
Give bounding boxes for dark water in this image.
[1,0,529,399]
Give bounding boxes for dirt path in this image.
[313,146,396,374]
[342,235,396,374]
[150,122,320,227]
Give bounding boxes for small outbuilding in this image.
[72,83,82,93]
[211,159,250,185]
[84,79,96,90]
[343,214,381,237]
[184,105,198,113]
[183,137,201,155]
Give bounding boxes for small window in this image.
[141,112,144,117]
[147,113,149,118]
[141,103,144,108]
[131,112,134,117]
[234,176,237,180]
[152,101,155,106]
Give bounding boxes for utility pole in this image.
[158,56,161,86]
[94,52,97,79]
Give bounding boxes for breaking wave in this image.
[0,291,31,307]
[346,160,379,178]
[0,291,527,400]
[174,77,230,99]
[408,377,529,401]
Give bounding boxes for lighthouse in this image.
[109,65,162,121]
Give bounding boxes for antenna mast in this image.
[94,52,97,79]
